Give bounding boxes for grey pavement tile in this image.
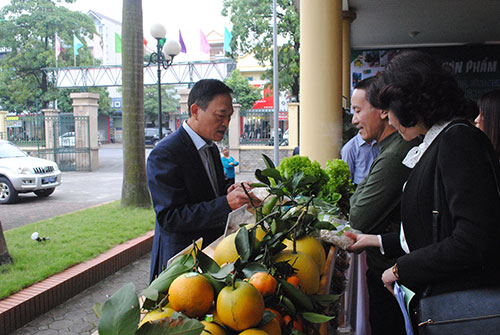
[10,252,152,335]
[48,320,73,330]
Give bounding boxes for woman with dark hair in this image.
[476,89,500,159]
[345,50,500,331]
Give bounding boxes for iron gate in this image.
[6,113,91,171]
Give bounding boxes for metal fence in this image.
[240,109,288,146]
[5,113,90,171]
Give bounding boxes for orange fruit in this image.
[286,274,300,289]
[138,307,175,328]
[260,316,281,335]
[201,320,226,335]
[244,224,268,241]
[213,233,239,266]
[216,281,265,331]
[248,272,277,297]
[283,236,326,272]
[274,250,320,294]
[168,272,214,318]
[283,315,303,332]
[239,329,269,335]
[265,308,283,328]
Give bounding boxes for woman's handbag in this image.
[416,150,500,335]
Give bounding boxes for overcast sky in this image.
[0,0,230,60]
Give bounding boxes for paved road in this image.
[1,143,144,231]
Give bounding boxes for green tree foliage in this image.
[120,0,151,208]
[224,69,261,110]
[222,0,300,97]
[0,0,111,114]
[144,85,179,126]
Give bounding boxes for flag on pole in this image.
[73,34,83,56]
[179,30,187,53]
[200,29,210,53]
[55,33,61,60]
[143,37,154,53]
[93,33,103,59]
[224,27,232,53]
[115,32,122,53]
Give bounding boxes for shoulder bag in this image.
[416,145,500,335]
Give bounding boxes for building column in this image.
[228,103,241,173]
[288,102,299,149]
[342,11,356,109]
[178,88,190,115]
[0,111,7,140]
[300,0,343,165]
[70,92,100,171]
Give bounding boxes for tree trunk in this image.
[0,221,13,266]
[120,0,151,208]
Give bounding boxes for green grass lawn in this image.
[0,201,155,300]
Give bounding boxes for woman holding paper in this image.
[345,51,500,299]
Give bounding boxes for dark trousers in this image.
[366,268,406,335]
[225,177,235,186]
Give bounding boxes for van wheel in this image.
[0,177,19,204]
[34,188,55,197]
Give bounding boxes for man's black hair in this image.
[187,79,233,116]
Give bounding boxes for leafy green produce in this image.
[320,159,355,216]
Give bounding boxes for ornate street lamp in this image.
[146,24,181,139]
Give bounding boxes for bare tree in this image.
[120,0,151,208]
[0,222,12,266]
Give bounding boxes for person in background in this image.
[341,131,380,185]
[476,89,500,159]
[147,79,255,281]
[221,146,239,186]
[341,79,381,335]
[348,76,420,335]
[346,51,500,331]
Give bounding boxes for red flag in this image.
[143,37,154,53]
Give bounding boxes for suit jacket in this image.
[147,126,231,281]
[382,120,500,292]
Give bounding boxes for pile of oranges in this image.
[138,231,330,335]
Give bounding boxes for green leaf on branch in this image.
[261,168,283,182]
[300,312,335,323]
[250,182,269,188]
[97,283,140,335]
[136,312,205,335]
[242,262,268,278]
[255,169,271,186]
[310,294,341,305]
[210,263,235,280]
[235,226,254,262]
[262,154,276,169]
[141,287,159,302]
[196,249,221,274]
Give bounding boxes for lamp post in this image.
[146,24,181,139]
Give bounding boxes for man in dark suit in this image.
[147,79,253,281]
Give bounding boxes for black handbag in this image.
[416,150,500,335]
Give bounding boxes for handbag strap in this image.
[432,163,440,244]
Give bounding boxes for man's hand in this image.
[381,266,397,295]
[344,231,380,253]
[226,182,260,210]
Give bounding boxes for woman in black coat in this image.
[345,51,500,297]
